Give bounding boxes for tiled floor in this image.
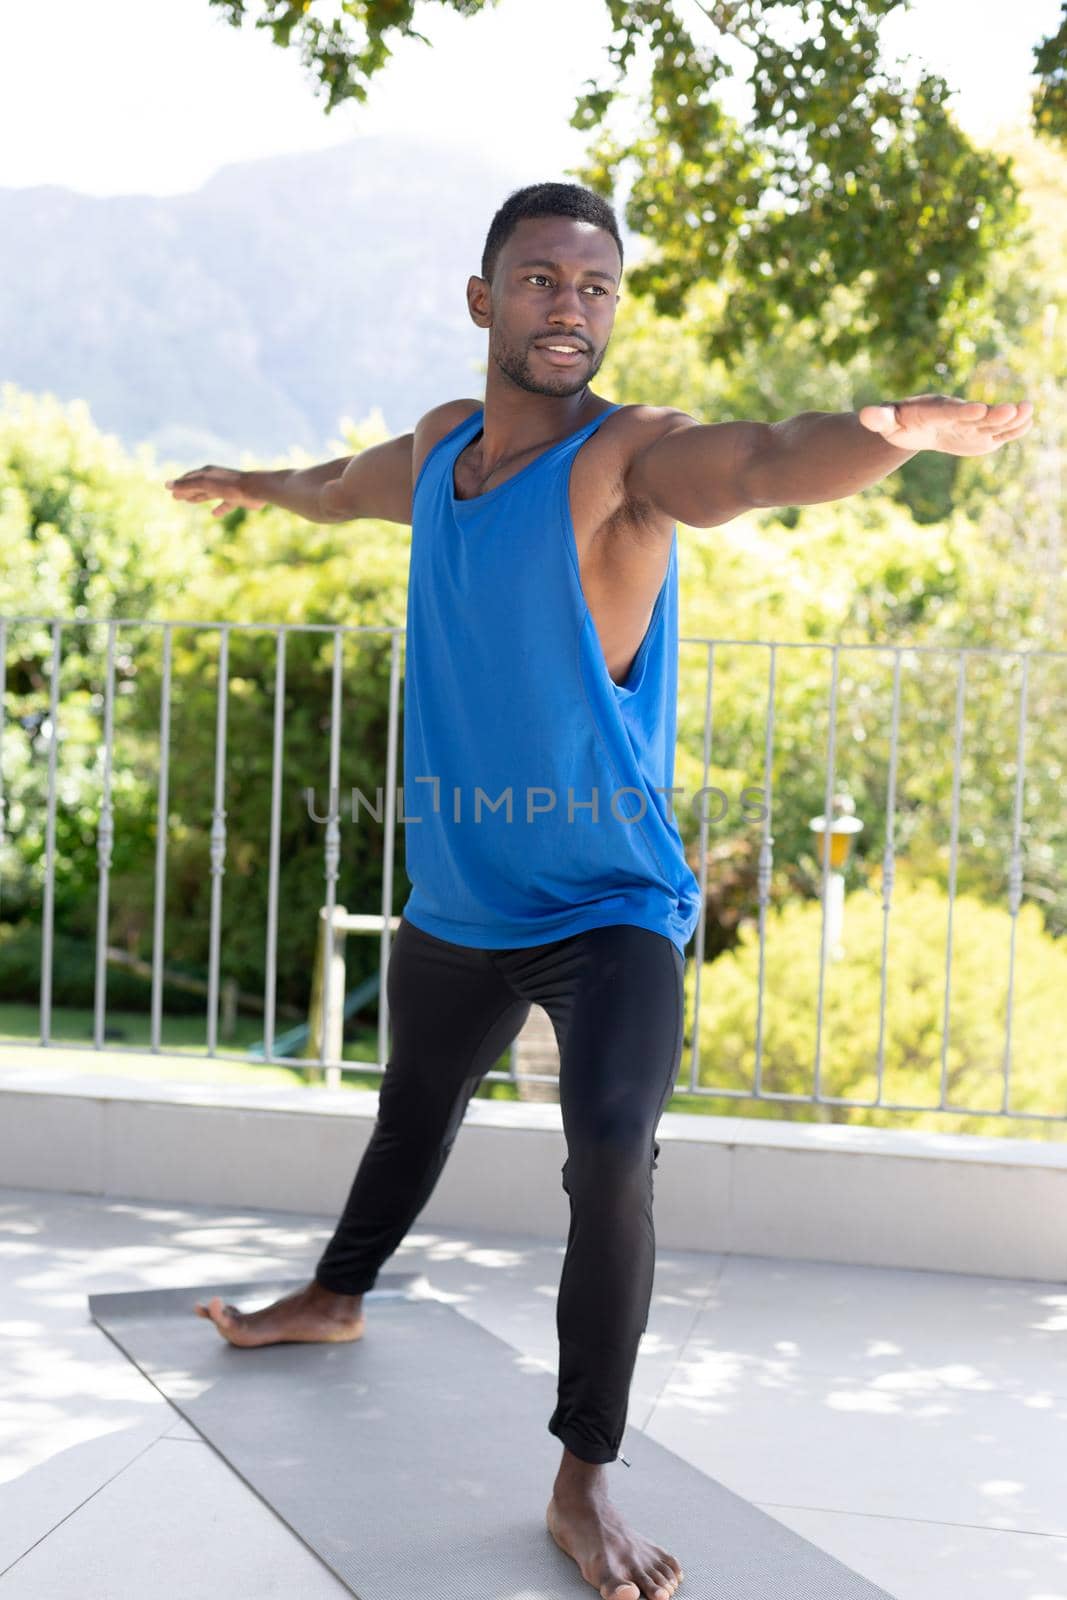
[1,1185,1065,1599]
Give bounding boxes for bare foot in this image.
[194,1280,365,1347]
[547,1486,683,1600]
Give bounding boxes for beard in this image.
[491,331,607,396]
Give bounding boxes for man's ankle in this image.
[309,1278,363,1309]
[553,1448,608,1499]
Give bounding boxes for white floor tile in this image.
[0,1437,350,1597]
[645,1350,1067,1534]
[762,1503,1067,1600]
[0,1418,174,1573]
[708,1255,1067,1393]
[162,1419,200,1440]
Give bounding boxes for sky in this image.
[0,0,1060,199]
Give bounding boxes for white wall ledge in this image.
[1,1063,1064,1165]
[1,1061,1065,1281]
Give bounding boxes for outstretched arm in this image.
[624,396,1035,529]
[166,454,349,521]
[165,433,414,524]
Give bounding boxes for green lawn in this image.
[0,1002,520,1098]
[0,1001,777,1114]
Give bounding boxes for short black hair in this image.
[480,181,623,285]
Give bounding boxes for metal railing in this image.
[0,612,1063,1123]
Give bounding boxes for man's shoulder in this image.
[609,402,696,426]
[587,404,703,515]
[591,402,702,475]
[409,399,482,489]
[603,402,701,448]
[414,398,483,455]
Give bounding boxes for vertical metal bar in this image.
[263,627,287,1065]
[752,643,777,1098]
[874,649,903,1106]
[39,622,62,1046]
[940,650,968,1108]
[687,641,715,1093]
[377,629,402,1071]
[1001,652,1030,1113]
[812,645,841,1103]
[92,621,117,1050]
[206,627,230,1056]
[150,625,173,1053]
[321,627,344,1086]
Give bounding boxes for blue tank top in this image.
[399,402,702,957]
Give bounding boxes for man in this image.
[165,181,1032,1600]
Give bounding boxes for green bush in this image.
[686,876,1065,1132]
[0,389,412,1012]
[0,919,203,1014]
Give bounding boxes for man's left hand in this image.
[858,394,1034,455]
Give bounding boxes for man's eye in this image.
[525,276,607,294]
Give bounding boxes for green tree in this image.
[0,392,413,1016]
[1033,3,1067,143]
[594,115,1059,531]
[206,0,1065,390]
[669,484,1065,948]
[683,879,1066,1137]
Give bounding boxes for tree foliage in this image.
[1033,2,1067,145]
[207,0,1065,391]
[685,880,1067,1134]
[0,391,410,1011]
[575,5,1025,393]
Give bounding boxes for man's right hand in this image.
[164,466,267,518]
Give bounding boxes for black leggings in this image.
[314,914,685,1466]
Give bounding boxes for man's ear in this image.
[466,274,491,330]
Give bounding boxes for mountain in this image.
[0,137,638,467]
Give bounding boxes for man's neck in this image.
[476,375,602,465]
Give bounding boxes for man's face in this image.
[472,215,621,398]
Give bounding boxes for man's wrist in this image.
[874,406,921,455]
[243,467,287,501]
[244,457,353,520]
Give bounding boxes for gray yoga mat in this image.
[89,1275,896,1600]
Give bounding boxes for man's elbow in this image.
[729,421,778,511]
[318,477,355,522]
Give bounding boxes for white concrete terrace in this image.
[1,1059,1066,1598]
